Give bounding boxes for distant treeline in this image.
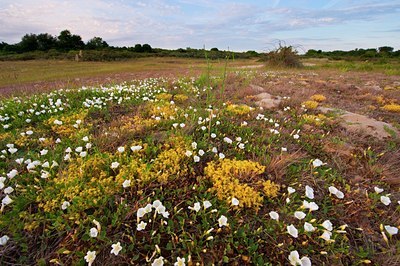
[0,30,259,61]
[304,46,400,60]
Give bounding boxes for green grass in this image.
[0,58,260,88]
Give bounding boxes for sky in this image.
[0,0,399,52]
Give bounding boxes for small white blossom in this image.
[304,222,316,232]
[84,251,96,266]
[152,256,164,266]
[305,185,314,199]
[287,224,298,238]
[269,211,279,221]
[111,242,122,255]
[374,187,384,194]
[111,162,120,169]
[380,195,391,206]
[0,235,10,246]
[61,201,70,210]
[189,202,201,212]
[90,227,98,238]
[312,159,325,168]
[174,257,186,266]
[218,215,228,227]
[117,146,125,153]
[137,221,147,231]
[294,211,306,220]
[203,200,212,209]
[231,197,239,206]
[122,179,131,188]
[322,220,333,231]
[384,225,398,236]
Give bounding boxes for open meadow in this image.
[0,57,400,265]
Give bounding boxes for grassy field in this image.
[0,58,399,265]
[0,57,261,88]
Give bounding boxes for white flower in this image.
[294,211,306,220]
[131,145,143,152]
[191,142,197,149]
[193,155,200,163]
[15,158,24,164]
[304,222,316,232]
[84,250,96,266]
[42,161,50,168]
[189,202,201,212]
[281,147,287,152]
[144,204,153,213]
[218,153,225,159]
[179,123,185,128]
[111,162,120,169]
[75,146,83,153]
[238,143,245,149]
[111,242,122,255]
[322,220,333,231]
[61,201,70,210]
[4,187,14,194]
[288,187,296,195]
[90,227,98,237]
[218,215,228,227]
[211,133,217,138]
[287,224,298,238]
[380,195,391,206]
[2,195,13,206]
[153,200,163,208]
[320,230,332,241]
[293,134,300,139]
[203,200,212,209]
[137,208,146,219]
[328,186,344,199]
[137,221,147,231]
[152,256,164,266]
[41,170,50,179]
[40,149,48,156]
[231,197,239,206]
[312,159,325,168]
[117,146,125,153]
[384,225,398,236]
[198,149,205,156]
[7,169,18,179]
[302,200,319,211]
[8,147,18,154]
[305,185,314,199]
[174,257,186,266]
[0,235,10,246]
[269,211,279,221]
[79,151,87,157]
[288,250,311,266]
[82,136,89,142]
[374,187,384,194]
[223,137,233,144]
[185,150,193,157]
[122,179,131,188]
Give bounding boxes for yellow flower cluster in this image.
[149,103,178,119]
[204,159,272,211]
[302,100,319,110]
[45,111,89,138]
[37,155,117,215]
[260,180,280,198]
[382,104,400,113]
[310,94,327,102]
[226,104,252,116]
[302,114,328,126]
[117,137,189,185]
[155,93,173,101]
[173,94,189,103]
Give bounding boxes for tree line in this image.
[305,46,400,59]
[0,30,259,61]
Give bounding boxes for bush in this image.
[263,45,302,68]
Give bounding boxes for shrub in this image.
[302,100,319,110]
[263,44,302,68]
[310,94,327,102]
[382,104,400,112]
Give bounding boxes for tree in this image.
[133,44,143,52]
[378,46,394,54]
[57,30,84,51]
[86,37,109,49]
[210,47,219,51]
[19,34,39,52]
[142,44,152,53]
[37,33,57,51]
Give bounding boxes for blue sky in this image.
[0,0,399,52]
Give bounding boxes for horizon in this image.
[1,0,399,52]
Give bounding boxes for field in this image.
[0,57,400,265]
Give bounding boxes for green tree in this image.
[19,33,39,52]
[133,44,143,52]
[37,33,57,51]
[57,30,84,51]
[86,37,109,49]
[142,43,152,53]
[378,46,394,54]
